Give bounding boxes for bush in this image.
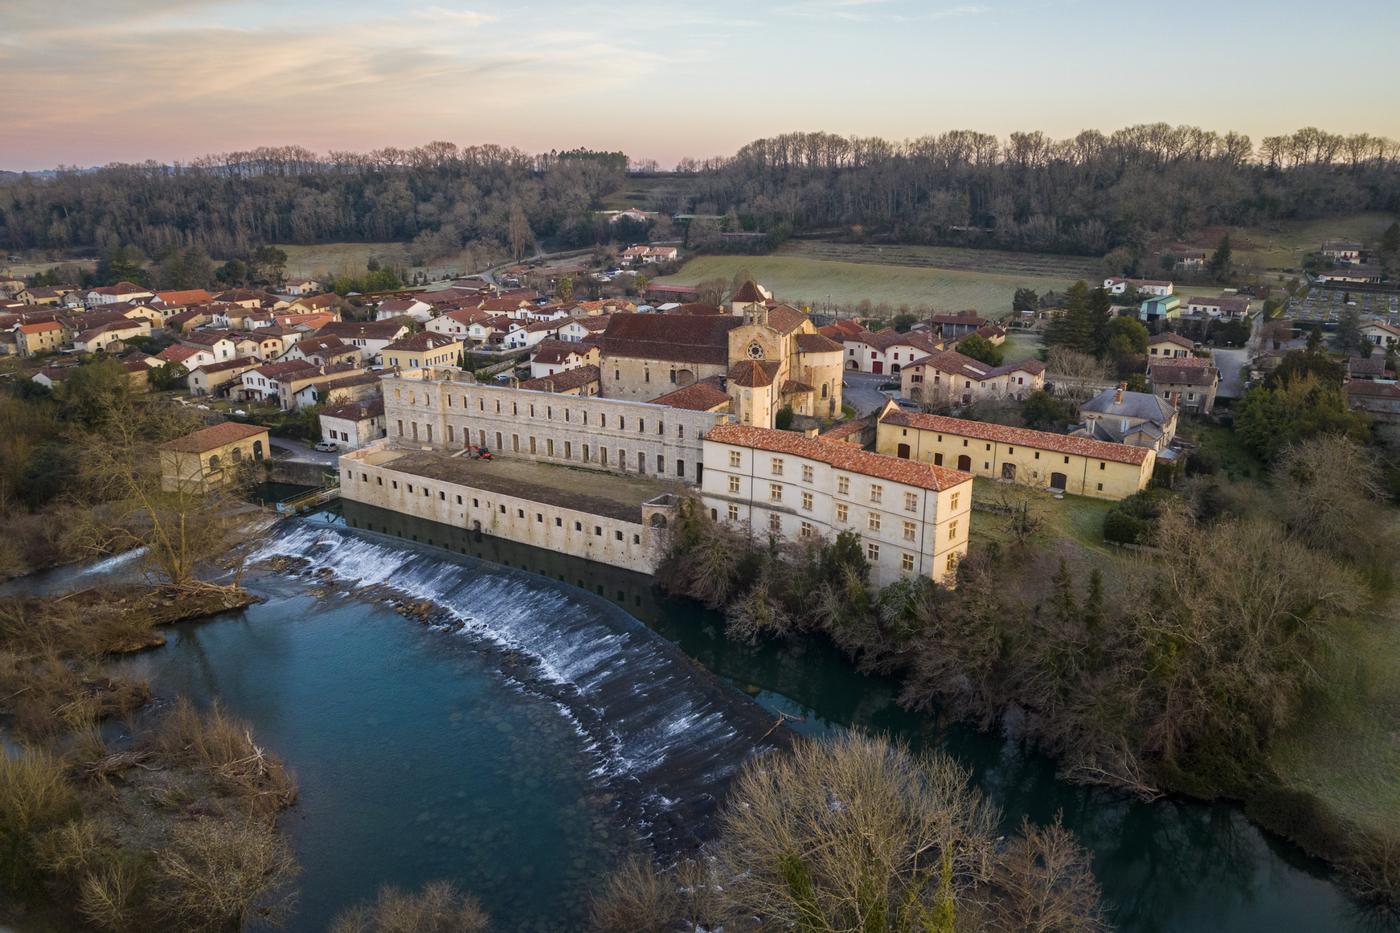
[145,699,297,815]
[0,747,80,894]
[152,816,298,932]
[589,855,680,933]
[332,880,489,933]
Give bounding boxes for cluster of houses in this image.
[1315,239,1388,287]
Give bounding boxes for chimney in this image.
[1115,382,1125,404]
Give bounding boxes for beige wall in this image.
[383,369,731,484]
[700,439,971,586]
[875,421,1152,501]
[339,447,669,573]
[601,355,727,401]
[159,431,269,492]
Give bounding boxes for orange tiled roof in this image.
[159,421,267,453]
[880,410,1151,465]
[707,423,972,492]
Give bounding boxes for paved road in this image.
[270,437,339,466]
[843,371,895,417]
[1211,348,1249,399]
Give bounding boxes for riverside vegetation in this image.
[655,427,1400,914]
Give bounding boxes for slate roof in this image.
[707,423,973,492]
[1079,387,1175,424]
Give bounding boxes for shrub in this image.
[332,880,489,933]
[146,699,297,815]
[589,854,680,933]
[0,747,80,894]
[152,816,298,932]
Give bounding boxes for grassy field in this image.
[999,331,1044,364]
[657,247,1079,317]
[1270,597,1400,840]
[1194,211,1396,275]
[968,478,1116,554]
[274,242,499,282]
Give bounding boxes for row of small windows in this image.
[729,451,922,510]
[717,505,949,577]
[344,469,643,545]
[395,421,688,478]
[393,386,691,438]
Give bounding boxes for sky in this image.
[4,0,1400,171]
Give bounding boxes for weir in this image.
[249,519,788,853]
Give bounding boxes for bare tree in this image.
[152,816,298,932]
[1045,348,1113,407]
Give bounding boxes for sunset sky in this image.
[4,0,1399,171]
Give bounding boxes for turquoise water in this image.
[15,500,1395,932]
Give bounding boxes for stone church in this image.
[595,281,843,428]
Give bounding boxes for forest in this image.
[1,126,1398,262]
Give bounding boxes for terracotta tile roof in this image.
[819,320,866,341]
[818,418,869,442]
[707,423,972,492]
[293,336,354,356]
[649,377,731,411]
[159,421,267,453]
[191,359,255,375]
[1149,332,1195,349]
[670,303,726,316]
[881,410,1152,465]
[385,332,459,353]
[531,339,593,365]
[1150,361,1219,386]
[766,304,809,334]
[861,328,943,354]
[18,321,63,334]
[600,314,739,366]
[796,332,843,353]
[442,308,491,326]
[157,344,205,363]
[1345,381,1400,399]
[728,360,780,387]
[781,378,813,394]
[155,289,213,306]
[320,398,385,421]
[252,360,319,380]
[518,365,601,393]
[731,281,766,303]
[316,321,407,340]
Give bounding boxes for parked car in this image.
[313,440,339,452]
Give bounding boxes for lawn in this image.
[968,477,1115,554]
[656,250,1074,318]
[1190,211,1396,275]
[1269,595,1400,840]
[275,242,411,279]
[999,331,1044,364]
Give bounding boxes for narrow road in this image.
[842,371,893,417]
[270,437,338,465]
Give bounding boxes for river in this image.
[6,501,1389,932]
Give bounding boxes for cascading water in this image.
[250,519,786,852]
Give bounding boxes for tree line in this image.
[682,125,1400,255]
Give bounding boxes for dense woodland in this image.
[2,127,1398,261]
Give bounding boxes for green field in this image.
[274,242,500,282]
[1196,211,1396,275]
[999,331,1044,364]
[657,246,1082,317]
[1270,599,1400,840]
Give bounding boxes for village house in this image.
[166,308,213,333]
[1073,385,1178,449]
[529,339,601,379]
[1318,267,1384,286]
[313,320,410,362]
[73,318,150,353]
[382,333,462,371]
[1345,381,1400,425]
[1147,332,1196,359]
[153,288,214,307]
[555,315,612,343]
[501,318,565,350]
[1105,277,1174,298]
[1172,249,1208,272]
[1321,240,1363,264]
[159,422,269,492]
[85,281,154,307]
[840,328,944,375]
[376,297,435,322]
[275,311,337,331]
[16,320,67,356]
[1185,294,1252,319]
[919,313,988,340]
[157,343,217,371]
[187,359,258,396]
[1346,355,1391,382]
[701,423,973,586]
[620,245,679,265]
[1148,358,1220,415]
[1360,320,1400,349]
[518,364,602,397]
[901,351,1046,407]
[177,330,239,362]
[876,403,1154,500]
[237,360,320,404]
[214,288,283,310]
[318,398,386,450]
[280,335,361,367]
[426,308,491,340]
[288,370,378,412]
[17,286,74,306]
[283,279,322,296]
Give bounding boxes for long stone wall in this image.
[338,445,674,574]
[381,368,732,485]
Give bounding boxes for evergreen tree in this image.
[1086,287,1113,356]
[1208,234,1233,279]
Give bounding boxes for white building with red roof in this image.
[701,423,973,586]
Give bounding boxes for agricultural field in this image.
[656,242,1089,317]
[274,242,495,282]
